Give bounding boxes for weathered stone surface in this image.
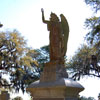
[41,8,69,61]
[27,78,84,99]
[40,62,56,82]
[28,78,83,89]
[33,98,64,100]
[27,61,84,100]
[26,10,84,100]
[33,98,78,100]
[0,91,10,100]
[40,61,68,82]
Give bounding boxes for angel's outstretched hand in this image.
[41,8,44,13]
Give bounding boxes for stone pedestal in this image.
[40,61,68,82]
[27,78,84,100]
[27,62,84,100]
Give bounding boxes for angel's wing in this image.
[60,14,69,55]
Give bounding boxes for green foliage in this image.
[79,96,95,100]
[85,0,100,12]
[13,96,23,100]
[67,44,100,80]
[37,45,49,63]
[0,30,40,93]
[84,0,100,56]
[85,16,100,63]
[33,45,49,74]
[84,0,100,48]
[0,30,51,93]
[0,30,26,70]
[85,16,100,45]
[67,0,100,80]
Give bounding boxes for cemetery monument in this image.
[27,9,84,100]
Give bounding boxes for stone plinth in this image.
[27,61,84,100]
[27,78,84,100]
[40,61,68,82]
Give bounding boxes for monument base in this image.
[33,98,75,100]
[27,78,84,100]
[40,61,68,82]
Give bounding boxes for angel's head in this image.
[50,12,59,22]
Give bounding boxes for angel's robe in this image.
[47,21,63,61]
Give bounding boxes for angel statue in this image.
[41,8,69,62]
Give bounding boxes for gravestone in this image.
[27,9,84,100]
[0,91,10,100]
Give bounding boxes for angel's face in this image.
[50,14,55,21]
[50,13,59,22]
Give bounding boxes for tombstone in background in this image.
[0,91,10,100]
[27,9,84,100]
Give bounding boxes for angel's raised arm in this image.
[41,8,49,24]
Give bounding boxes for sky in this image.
[0,0,100,100]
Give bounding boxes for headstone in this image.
[0,91,10,100]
